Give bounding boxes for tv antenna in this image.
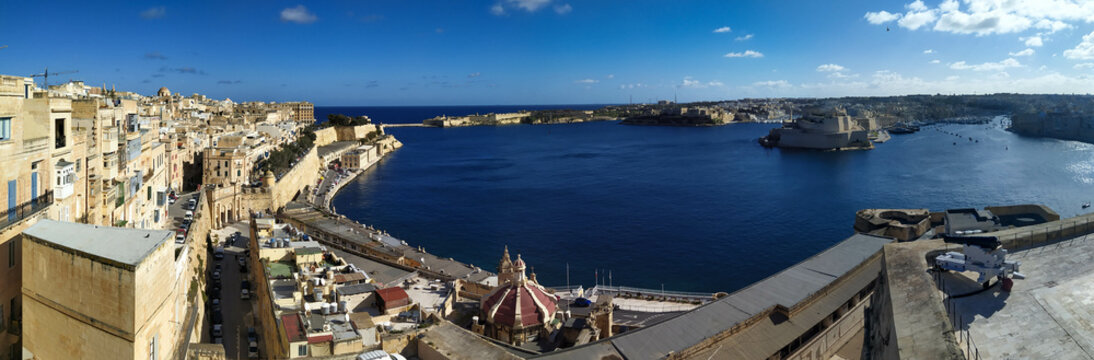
[29,67,78,90]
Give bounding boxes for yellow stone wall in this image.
[314,127,337,147]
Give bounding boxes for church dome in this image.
[481,281,558,329]
[157,87,170,97]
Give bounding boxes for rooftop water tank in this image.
[322,303,331,315]
[339,300,347,313]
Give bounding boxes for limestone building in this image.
[275,102,315,123]
[21,220,191,360]
[0,74,64,360]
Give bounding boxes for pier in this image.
[380,123,433,128]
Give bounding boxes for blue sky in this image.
[3,0,1094,105]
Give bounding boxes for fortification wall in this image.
[314,127,338,147]
[336,125,378,141]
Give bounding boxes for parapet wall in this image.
[271,146,320,210]
[314,127,338,147]
[985,204,1060,222]
[865,212,1094,359]
[314,125,380,147]
[990,211,1094,250]
[865,240,964,360]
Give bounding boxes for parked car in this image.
[241,280,251,290]
[247,327,257,342]
[175,234,185,244]
[214,247,224,260]
[212,270,221,280]
[241,288,250,300]
[212,324,223,337]
[211,312,223,325]
[184,210,193,220]
[248,341,259,358]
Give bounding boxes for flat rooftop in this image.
[24,219,173,267]
[539,233,892,359]
[418,322,522,360]
[947,232,1094,359]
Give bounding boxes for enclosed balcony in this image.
[54,160,75,199]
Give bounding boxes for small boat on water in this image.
[1083,202,1090,209]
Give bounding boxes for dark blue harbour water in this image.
[326,107,1094,293]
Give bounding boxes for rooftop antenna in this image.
[29,67,78,90]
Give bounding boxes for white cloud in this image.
[1009,48,1035,56]
[1064,31,1094,60]
[605,74,614,79]
[491,0,555,15]
[924,49,934,54]
[782,71,1094,98]
[280,5,317,24]
[679,77,725,88]
[752,80,792,88]
[510,0,551,12]
[574,79,598,84]
[865,10,901,24]
[1035,19,1071,33]
[899,8,939,30]
[140,6,166,19]
[1024,35,1044,47]
[468,72,481,78]
[907,0,928,12]
[713,26,732,33]
[816,64,847,72]
[735,34,754,41]
[618,83,647,89]
[724,50,763,58]
[949,57,1022,71]
[1075,63,1094,69]
[930,59,941,64]
[867,0,1094,36]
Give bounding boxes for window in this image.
[149,334,157,360]
[7,241,13,268]
[55,118,66,149]
[147,186,152,201]
[76,160,81,172]
[298,345,307,356]
[0,118,10,141]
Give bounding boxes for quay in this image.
[279,204,497,285]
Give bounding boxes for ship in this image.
[758,107,873,150]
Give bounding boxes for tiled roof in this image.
[281,314,306,342]
[375,287,410,305]
[482,281,558,328]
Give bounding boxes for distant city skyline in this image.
[3,0,1094,105]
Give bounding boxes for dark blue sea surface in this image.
[315,105,609,125]
[329,110,1094,293]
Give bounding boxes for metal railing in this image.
[0,191,53,232]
